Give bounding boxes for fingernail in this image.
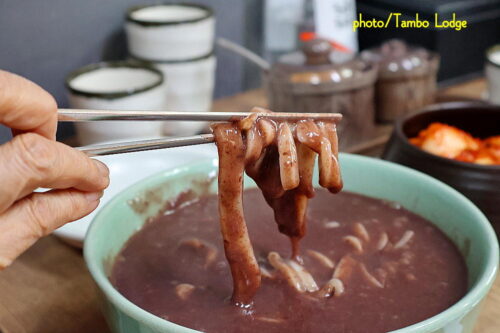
[93,160,109,177]
[85,191,103,202]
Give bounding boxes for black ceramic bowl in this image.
[382,102,500,234]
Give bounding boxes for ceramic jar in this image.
[266,39,377,149]
[361,39,440,123]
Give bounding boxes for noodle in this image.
[333,256,357,281]
[394,230,415,249]
[360,264,384,288]
[175,283,195,301]
[353,223,370,242]
[268,251,307,293]
[212,123,261,306]
[318,278,345,298]
[376,232,389,251]
[324,221,340,228]
[178,238,218,268]
[212,109,342,306]
[307,250,335,269]
[343,235,364,253]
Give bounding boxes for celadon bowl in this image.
[84,154,499,333]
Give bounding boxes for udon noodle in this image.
[212,108,342,306]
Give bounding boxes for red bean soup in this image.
[111,110,467,333]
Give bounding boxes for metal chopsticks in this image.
[58,109,342,122]
[78,135,215,157]
[58,108,342,156]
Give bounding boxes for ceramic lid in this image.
[269,39,377,93]
[361,39,439,79]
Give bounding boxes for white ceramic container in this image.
[486,45,500,105]
[126,3,215,61]
[66,62,166,145]
[133,53,216,135]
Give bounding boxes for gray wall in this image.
[0,0,263,142]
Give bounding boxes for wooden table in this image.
[0,78,497,333]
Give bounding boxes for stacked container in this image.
[66,62,166,145]
[125,3,216,135]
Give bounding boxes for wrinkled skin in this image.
[0,70,110,269]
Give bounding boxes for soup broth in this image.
[111,189,467,333]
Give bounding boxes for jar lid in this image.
[270,39,377,93]
[360,39,439,79]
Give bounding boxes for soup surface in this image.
[111,189,467,333]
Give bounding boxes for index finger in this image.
[0,70,57,140]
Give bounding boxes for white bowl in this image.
[125,4,215,61]
[53,144,217,247]
[66,62,167,145]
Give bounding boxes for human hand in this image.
[0,70,110,268]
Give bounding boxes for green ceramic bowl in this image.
[84,154,499,333]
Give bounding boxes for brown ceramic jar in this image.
[265,39,378,150]
[361,39,440,123]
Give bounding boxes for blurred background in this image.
[0,0,499,142]
[0,0,263,141]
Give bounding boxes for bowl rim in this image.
[126,2,214,27]
[84,153,499,333]
[65,61,164,100]
[394,101,500,171]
